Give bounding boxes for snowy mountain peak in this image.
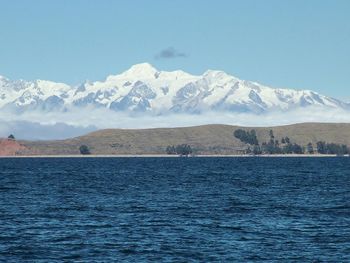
[120,63,159,79]
[203,70,238,81]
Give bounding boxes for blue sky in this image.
[0,0,349,99]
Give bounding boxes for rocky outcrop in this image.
[0,139,29,156]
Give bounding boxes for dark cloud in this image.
[155,47,187,59]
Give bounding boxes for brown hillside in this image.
[18,123,350,155]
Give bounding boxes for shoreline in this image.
[0,154,348,158]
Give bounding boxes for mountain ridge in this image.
[1,63,349,114]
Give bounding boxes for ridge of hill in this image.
[8,123,350,156]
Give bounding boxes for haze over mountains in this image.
[1,63,350,139]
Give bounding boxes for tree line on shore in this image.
[166,144,193,156]
[234,129,349,155]
[164,129,349,156]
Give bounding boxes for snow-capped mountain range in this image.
[0,63,349,114]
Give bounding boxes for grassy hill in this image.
[16,123,350,155]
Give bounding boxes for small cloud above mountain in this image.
[155,47,187,59]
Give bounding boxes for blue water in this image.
[0,157,349,262]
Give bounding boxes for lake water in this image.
[0,157,349,262]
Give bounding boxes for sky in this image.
[0,0,349,100]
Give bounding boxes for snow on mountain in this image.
[0,63,348,115]
[0,77,71,112]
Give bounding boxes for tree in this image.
[253,145,262,155]
[269,130,275,139]
[291,143,304,154]
[262,140,282,154]
[246,146,252,154]
[342,145,349,155]
[315,141,348,155]
[282,142,303,154]
[79,145,91,155]
[174,144,193,156]
[307,143,314,154]
[233,129,259,145]
[166,145,176,154]
[282,143,293,154]
[285,137,290,144]
[317,141,326,154]
[250,130,258,145]
[8,134,15,140]
[326,143,348,155]
[166,144,193,155]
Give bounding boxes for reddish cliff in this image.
[0,139,28,156]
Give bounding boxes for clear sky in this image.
[0,0,349,100]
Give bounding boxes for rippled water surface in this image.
[0,157,349,262]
